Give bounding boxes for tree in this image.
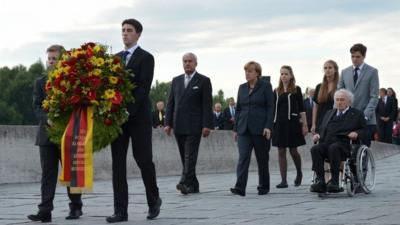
[212,89,227,109]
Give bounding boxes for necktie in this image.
[158,111,162,121]
[122,51,130,65]
[231,107,235,117]
[353,67,359,85]
[184,75,191,88]
[337,111,343,117]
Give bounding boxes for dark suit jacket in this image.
[165,72,213,135]
[152,110,165,128]
[234,79,274,135]
[376,96,397,123]
[223,106,235,130]
[318,107,366,144]
[33,76,54,146]
[303,97,313,130]
[213,112,224,130]
[117,47,154,124]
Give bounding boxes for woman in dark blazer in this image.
[230,61,274,196]
[272,65,307,188]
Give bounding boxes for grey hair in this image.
[334,89,354,105]
[182,52,197,62]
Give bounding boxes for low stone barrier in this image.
[1,125,399,184]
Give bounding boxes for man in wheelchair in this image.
[310,89,366,193]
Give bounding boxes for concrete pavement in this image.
[1,154,400,225]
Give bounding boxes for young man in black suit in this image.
[28,45,83,223]
[223,98,236,130]
[164,52,213,195]
[376,88,397,143]
[107,19,161,223]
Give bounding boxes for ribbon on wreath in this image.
[59,106,94,193]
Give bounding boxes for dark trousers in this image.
[174,134,202,188]
[378,122,393,143]
[310,142,348,184]
[363,124,376,147]
[38,145,82,213]
[111,122,159,215]
[235,133,270,192]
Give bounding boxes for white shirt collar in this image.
[353,63,365,71]
[124,44,139,55]
[185,71,197,79]
[337,106,350,116]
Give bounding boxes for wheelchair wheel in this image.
[356,145,376,193]
[345,174,356,197]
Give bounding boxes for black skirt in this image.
[272,118,306,148]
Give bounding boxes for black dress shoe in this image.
[176,183,183,191]
[65,209,83,220]
[276,182,288,188]
[327,183,341,193]
[257,188,269,195]
[180,184,199,195]
[27,212,51,223]
[106,214,128,223]
[310,181,326,193]
[147,198,162,220]
[294,173,303,187]
[230,188,245,196]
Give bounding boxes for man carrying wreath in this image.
[106,18,162,223]
[28,45,83,223]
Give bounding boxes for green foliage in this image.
[0,61,45,125]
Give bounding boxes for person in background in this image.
[376,88,397,143]
[223,98,236,130]
[272,65,307,188]
[152,101,165,128]
[213,103,224,130]
[303,88,315,132]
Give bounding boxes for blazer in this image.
[376,96,397,123]
[234,79,274,135]
[303,97,313,130]
[213,112,224,130]
[152,110,165,128]
[32,76,53,146]
[338,63,379,125]
[222,106,235,130]
[117,47,154,124]
[318,107,366,144]
[165,72,213,135]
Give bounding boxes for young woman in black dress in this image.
[272,65,308,188]
[310,60,339,134]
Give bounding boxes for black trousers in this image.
[174,133,202,188]
[310,142,348,184]
[378,121,393,144]
[38,145,82,213]
[235,133,270,192]
[110,122,159,215]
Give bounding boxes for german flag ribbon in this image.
[59,106,94,193]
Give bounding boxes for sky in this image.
[1,0,399,98]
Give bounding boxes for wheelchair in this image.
[311,141,376,197]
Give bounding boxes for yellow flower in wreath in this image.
[104,89,116,99]
[108,76,118,84]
